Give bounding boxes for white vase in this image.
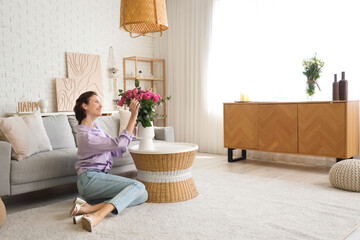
[39,99,49,113]
[138,122,155,151]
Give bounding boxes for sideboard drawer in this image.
[298,103,346,157]
[259,104,298,153]
[224,104,258,149]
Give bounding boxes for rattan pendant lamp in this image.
[120,0,168,38]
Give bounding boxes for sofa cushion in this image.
[118,109,131,135]
[95,115,120,138]
[0,115,38,161]
[67,116,78,145]
[21,111,53,152]
[0,128,7,142]
[11,148,78,184]
[42,115,76,149]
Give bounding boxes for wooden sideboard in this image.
[223,101,359,162]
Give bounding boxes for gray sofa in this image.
[0,114,174,197]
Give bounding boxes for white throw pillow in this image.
[21,111,53,152]
[0,115,39,161]
[118,109,132,135]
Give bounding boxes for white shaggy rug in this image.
[1,169,360,240]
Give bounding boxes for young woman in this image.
[70,91,148,232]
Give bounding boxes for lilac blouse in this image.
[75,122,134,175]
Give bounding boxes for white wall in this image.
[0,0,154,117]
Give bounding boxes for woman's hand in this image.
[128,98,140,117]
[126,99,140,136]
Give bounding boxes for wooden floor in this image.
[2,153,359,239]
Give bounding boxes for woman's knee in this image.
[139,190,148,203]
[132,180,146,192]
[136,181,148,203]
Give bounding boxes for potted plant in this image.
[302,54,325,99]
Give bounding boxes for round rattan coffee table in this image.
[129,142,199,203]
[0,197,6,227]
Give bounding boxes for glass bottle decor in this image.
[332,74,339,101]
[306,81,315,100]
[339,72,348,100]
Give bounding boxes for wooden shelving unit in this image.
[123,56,166,126]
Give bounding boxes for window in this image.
[208,0,360,114]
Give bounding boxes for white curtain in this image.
[155,0,223,153]
[156,0,360,157]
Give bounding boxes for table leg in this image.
[336,157,354,162]
[228,148,246,162]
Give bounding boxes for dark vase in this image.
[339,72,348,100]
[332,74,339,101]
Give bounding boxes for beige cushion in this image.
[329,159,360,192]
[119,109,132,135]
[0,115,38,161]
[21,111,52,152]
[0,129,7,142]
[96,116,120,138]
[0,112,53,161]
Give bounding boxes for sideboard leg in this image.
[228,148,246,162]
[336,157,353,163]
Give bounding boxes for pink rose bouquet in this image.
[117,86,170,127]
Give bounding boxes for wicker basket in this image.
[130,149,198,203]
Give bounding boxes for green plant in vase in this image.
[302,53,324,98]
[117,79,171,128]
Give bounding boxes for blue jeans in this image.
[77,169,148,214]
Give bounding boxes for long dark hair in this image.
[73,91,98,125]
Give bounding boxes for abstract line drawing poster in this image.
[56,52,104,111]
[56,78,77,112]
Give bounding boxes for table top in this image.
[128,142,198,154]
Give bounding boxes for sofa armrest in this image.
[154,126,175,142]
[0,141,11,196]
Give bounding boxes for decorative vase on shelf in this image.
[306,80,316,101]
[332,74,339,101]
[339,71,348,100]
[137,122,155,151]
[39,99,49,113]
[302,54,324,102]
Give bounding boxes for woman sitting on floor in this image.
[70,91,148,232]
